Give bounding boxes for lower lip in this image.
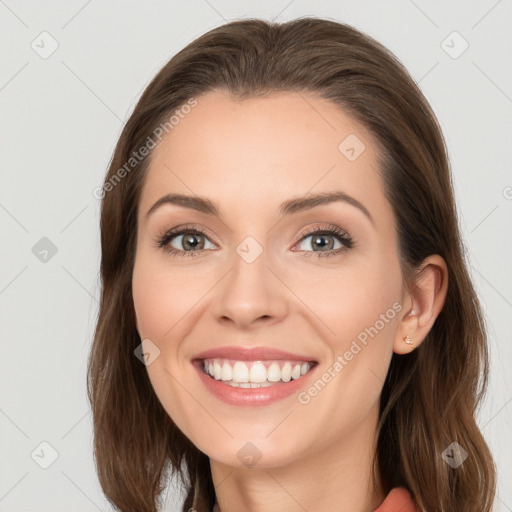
[192,360,318,407]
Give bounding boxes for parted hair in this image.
[87,16,496,512]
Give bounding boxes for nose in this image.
[211,250,289,331]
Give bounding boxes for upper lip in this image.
[192,346,318,362]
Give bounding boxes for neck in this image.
[210,405,385,512]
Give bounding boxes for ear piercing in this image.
[403,335,413,347]
[404,309,415,347]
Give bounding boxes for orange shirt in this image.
[374,487,418,511]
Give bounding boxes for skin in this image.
[132,89,448,512]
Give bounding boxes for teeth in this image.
[213,361,222,380]
[221,362,232,381]
[202,358,313,385]
[281,362,292,382]
[249,361,267,383]
[267,362,281,382]
[224,381,275,388]
[232,361,249,382]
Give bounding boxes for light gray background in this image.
[1,1,511,511]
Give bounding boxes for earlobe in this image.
[393,255,449,354]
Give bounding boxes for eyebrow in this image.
[145,191,374,225]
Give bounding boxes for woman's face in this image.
[132,90,407,468]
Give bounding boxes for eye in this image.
[154,224,354,259]
[155,225,216,258]
[293,225,354,258]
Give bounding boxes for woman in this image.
[87,17,496,512]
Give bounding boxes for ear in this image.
[393,254,449,354]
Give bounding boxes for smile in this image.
[201,358,315,387]
[192,358,319,407]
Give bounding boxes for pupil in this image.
[313,235,333,251]
[184,234,203,250]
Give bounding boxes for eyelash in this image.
[154,224,355,259]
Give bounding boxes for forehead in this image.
[139,90,387,224]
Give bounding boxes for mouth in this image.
[190,346,319,406]
[193,357,318,388]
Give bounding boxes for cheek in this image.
[132,252,200,433]
[292,257,402,409]
[290,257,402,347]
[132,269,173,340]
[132,251,202,340]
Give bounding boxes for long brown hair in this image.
[87,17,496,512]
